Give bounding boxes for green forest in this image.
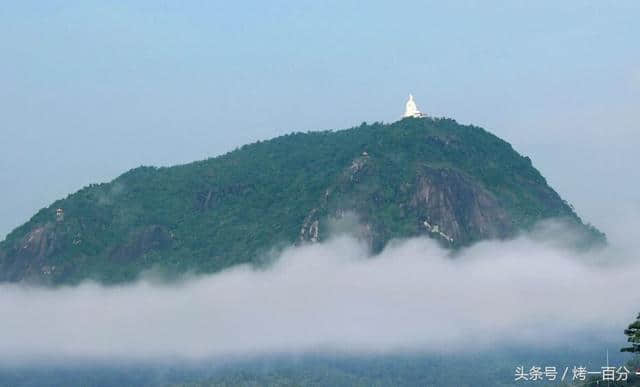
[0,117,604,285]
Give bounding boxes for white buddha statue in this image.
[403,94,424,118]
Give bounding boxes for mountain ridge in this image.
[0,117,604,284]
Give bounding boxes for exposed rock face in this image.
[299,208,321,243]
[299,153,372,244]
[0,223,172,283]
[0,223,60,282]
[348,154,369,180]
[410,167,513,244]
[299,159,514,247]
[20,224,59,260]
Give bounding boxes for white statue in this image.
[403,94,424,118]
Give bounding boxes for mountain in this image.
[0,117,604,284]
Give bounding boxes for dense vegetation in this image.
[623,313,640,354]
[0,117,603,284]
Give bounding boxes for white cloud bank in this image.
[1,218,639,365]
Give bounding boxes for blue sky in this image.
[1,1,638,239]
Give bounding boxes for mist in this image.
[1,208,639,367]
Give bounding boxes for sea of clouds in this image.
[1,207,639,365]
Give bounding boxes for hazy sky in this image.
[1,1,639,239]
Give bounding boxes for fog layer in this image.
[1,215,639,364]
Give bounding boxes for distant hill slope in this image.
[0,118,604,284]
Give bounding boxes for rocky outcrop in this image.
[0,223,173,283]
[299,153,371,244]
[410,167,513,244]
[0,222,60,282]
[299,157,513,247]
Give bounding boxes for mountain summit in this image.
[0,118,604,284]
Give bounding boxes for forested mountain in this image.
[0,117,604,284]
